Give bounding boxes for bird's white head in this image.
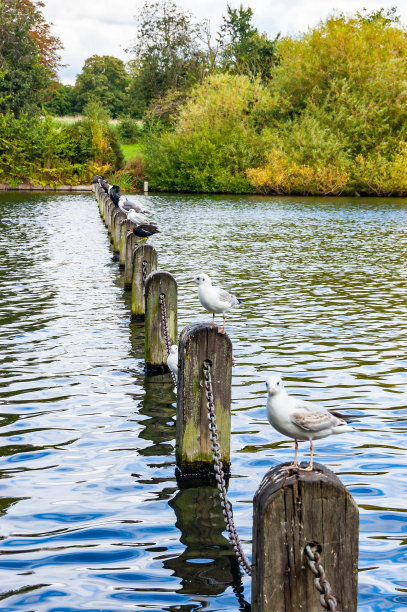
[193,273,211,286]
[169,345,178,355]
[265,374,285,396]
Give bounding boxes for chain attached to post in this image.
[305,543,338,611]
[159,293,177,385]
[202,360,252,576]
[142,260,148,284]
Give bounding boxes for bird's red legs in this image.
[211,313,215,328]
[218,313,226,334]
[294,439,299,467]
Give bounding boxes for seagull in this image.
[266,374,353,470]
[192,273,241,331]
[167,345,178,381]
[127,209,150,225]
[118,195,151,215]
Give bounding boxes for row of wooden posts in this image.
[92,183,359,611]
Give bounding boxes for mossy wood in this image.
[106,201,115,234]
[124,233,141,288]
[144,270,177,374]
[119,219,131,267]
[131,245,158,316]
[176,322,231,476]
[252,462,359,612]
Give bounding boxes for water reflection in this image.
[0,192,406,611]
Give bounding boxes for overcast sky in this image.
[41,0,407,84]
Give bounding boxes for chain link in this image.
[305,544,338,611]
[202,361,252,576]
[142,260,148,284]
[159,294,177,385]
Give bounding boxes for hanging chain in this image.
[159,294,177,385]
[202,361,252,576]
[142,260,148,284]
[305,544,337,611]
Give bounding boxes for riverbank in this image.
[0,183,93,191]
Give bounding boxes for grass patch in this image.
[121,142,144,162]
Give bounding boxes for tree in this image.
[75,55,130,118]
[126,0,208,116]
[0,0,63,115]
[218,4,278,80]
[44,83,78,116]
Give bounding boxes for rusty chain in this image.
[159,294,177,385]
[305,543,338,611]
[142,260,148,284]
[202,360,252,576]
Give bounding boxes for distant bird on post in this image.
[191,273,241,332]
[118,195,152,215]
[265,374,353,470]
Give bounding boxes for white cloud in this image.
[41,0,407,84]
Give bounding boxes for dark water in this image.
[0,192,406,611]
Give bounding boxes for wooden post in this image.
[131,244,158,317]
[252,462,359,612]
[112,210,126,252]
[124,232,140,288]
[144,270,177,374]
[119,219,131,267]
[176,322,231,477]
[106,199,114,233]
[144,181,148,193]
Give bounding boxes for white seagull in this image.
[192,273,241,331]
[266,374,352,470]
[127,209,150,226]
[167,345,178,381]
[118,195,151,215]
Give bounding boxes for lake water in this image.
[0,192,406,611]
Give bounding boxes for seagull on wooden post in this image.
[191,273,241,332]
[265,374,353,470]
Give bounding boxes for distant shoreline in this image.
[0,183,92,192]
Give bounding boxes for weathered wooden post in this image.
[252,462,359,612]
[113,210,126,252]
[131,244,158,317]
[144,270,177,374]
[106,199,114,233]
[124,232,140,288]
[176,322,232,477]
[119,219,131,267]
[110,208,122,246]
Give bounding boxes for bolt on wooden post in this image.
[251,462,359,612]
[176,322,232,477]
[131,244,158,317]
[144,270,177,374]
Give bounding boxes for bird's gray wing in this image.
[216,288,237,305]
[291,409,338,432]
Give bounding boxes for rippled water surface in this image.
[0,192,406,611]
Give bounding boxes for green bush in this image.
[144,73,271,192]
[117,118,143,143]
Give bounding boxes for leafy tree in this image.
[126,0,207,116]
[44,83,78,116]
[218,4,278,80]
[75,55,130,118]
[0,0,63,114]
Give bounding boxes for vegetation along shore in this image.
[1,1,406,195]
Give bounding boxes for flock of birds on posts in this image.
[93,175,159,238]
[93,175,354,471]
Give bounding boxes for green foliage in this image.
[117,117,143,143]
[144,73,271,192]
[44,83,78,116]
[246,9,407,195]
[218,4,278,80]
[0,0,63,115]
[126,0,208,116]
[75,55,130,118]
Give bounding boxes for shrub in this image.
[117,118,143,143]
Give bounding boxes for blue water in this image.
[0,192,406,611]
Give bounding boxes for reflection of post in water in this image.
[165,483,250,610]
[137,373,176,458]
